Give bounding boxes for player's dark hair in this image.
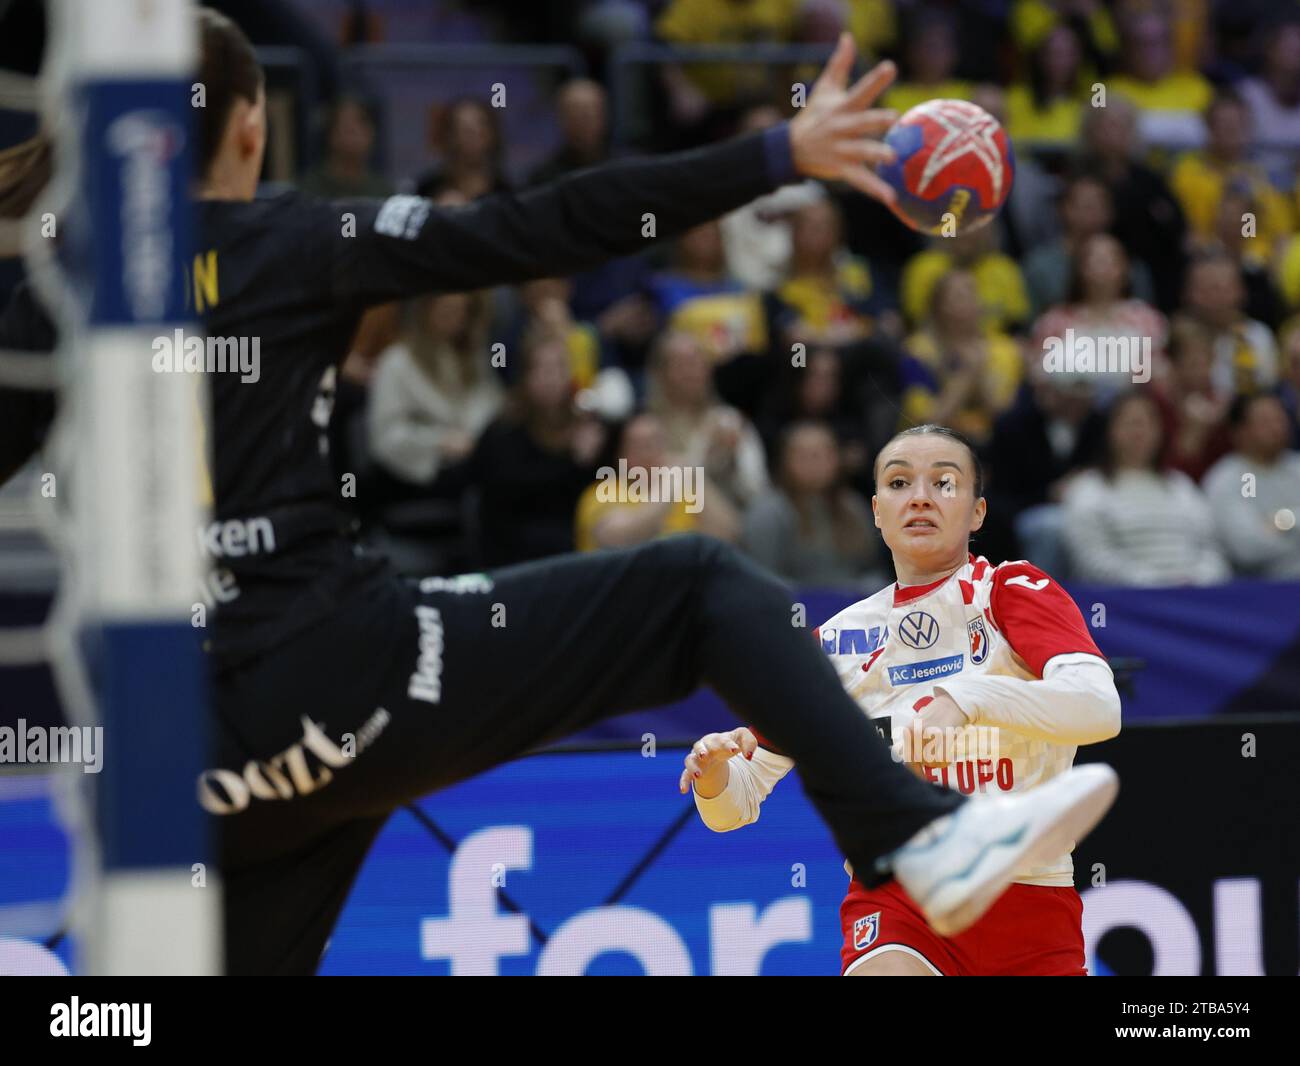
[873,424,984,499]
[196,7,264,179]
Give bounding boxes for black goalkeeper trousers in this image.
[210,534,964,974]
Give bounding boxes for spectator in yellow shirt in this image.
[519,277,603,391]
[1006,23,1089,146]
[575,412,739,551]
[883,10,972,115]
[900,269,1024,445]
[1278,233,1300,314]
[1201,188,1285,329]
[847,0,898,59]
[900,224,1031,333]
[775,197,882,343]
[1170,91,1295,264]
[1011,0,1118,60]
[655,0,799,120]
[1181,251,1281,397]
[647,330,772,509]
[1108,9,1212,148]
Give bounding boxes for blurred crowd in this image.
[297,0,1300,589]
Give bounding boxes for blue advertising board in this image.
[3,718,1298,975]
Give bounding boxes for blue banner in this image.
[564,578,1300,743]
[75,80,193,326]
[4,716,1297,975]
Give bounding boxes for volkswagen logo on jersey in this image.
[898,611,940,650]
[853,912,881,950]
[968,616,989,665]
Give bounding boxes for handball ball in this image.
[877,99,1015,236]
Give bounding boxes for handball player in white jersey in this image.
[683,424,1121,976]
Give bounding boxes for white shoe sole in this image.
[921,764,1119,937]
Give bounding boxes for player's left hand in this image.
[789,32,899,205]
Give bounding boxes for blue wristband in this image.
[761,124,797,187]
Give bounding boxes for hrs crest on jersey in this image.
[967,616,989,665]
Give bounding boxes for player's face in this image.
[872,435,985,574]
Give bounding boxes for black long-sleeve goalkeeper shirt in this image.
[0,124,798,659]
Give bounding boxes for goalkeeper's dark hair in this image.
[196,6,263,179]
[872,424,984,499]
[0,9,260,214]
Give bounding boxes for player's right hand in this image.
[678,727,758,796]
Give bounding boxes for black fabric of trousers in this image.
[211,534,964,974]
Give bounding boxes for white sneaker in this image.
[881,764,1119,937]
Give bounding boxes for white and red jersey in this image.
[702,553,1120,887]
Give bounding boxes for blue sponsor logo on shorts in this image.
[887,654,964,686]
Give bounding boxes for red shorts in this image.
[839,878,1087,976]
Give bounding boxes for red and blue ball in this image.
[877,99,1015,235]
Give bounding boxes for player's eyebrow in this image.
[881,459,963,474]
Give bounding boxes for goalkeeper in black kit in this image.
[0,10,1117,974]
